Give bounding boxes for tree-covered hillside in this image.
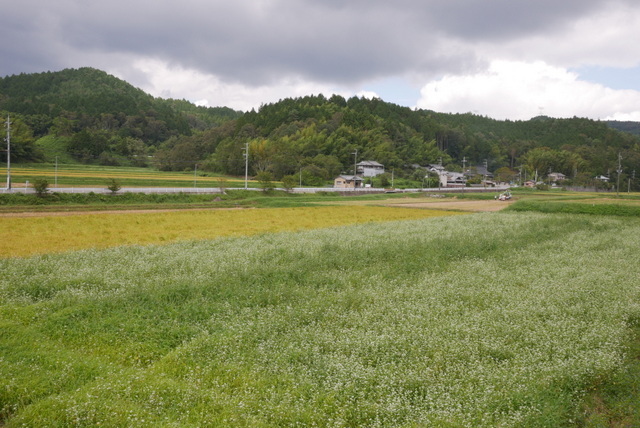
[0,68,241,164]
[608,121,640,137]
[1,68,639,189]
[156,94,640,188]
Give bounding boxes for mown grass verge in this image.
[580,323,640,426]
[1,212,640,426]
[506,199,640,217]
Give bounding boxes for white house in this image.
[548,172,566,182]
[356,161,385,177]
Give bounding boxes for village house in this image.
[356,161,385,177]
[333,175,364,189]
[426,164,446,175]
[464,165,494,181]
[441,171,467,188]
[548,172,566,182]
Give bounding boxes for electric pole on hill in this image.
[4,115,10,191]
[616,152,622,197]
[243,142,249,190]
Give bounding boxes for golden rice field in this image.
[0,206,462,258]
[1,165,250,186]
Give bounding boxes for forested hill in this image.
[0,68,241,163]
[155,95,638,187]
[608,121,640,137]
[1,68,639,188]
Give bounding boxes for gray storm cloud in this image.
[1,0,631,86]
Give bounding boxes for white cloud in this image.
[416,60,640,121]
[119,59,340,111]
[468,4,640,71]
[356,90,380,100]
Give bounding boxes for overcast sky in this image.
[2,0,640,120]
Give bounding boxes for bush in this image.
[281,175,297,192]
[256,171,275,193]
[107,179,121,194]
[535,183,550,191]
[32,178,50,197]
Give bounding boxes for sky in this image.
[1,0,640,121]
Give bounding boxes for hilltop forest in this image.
[2,67,640,188]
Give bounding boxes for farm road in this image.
[383,199,514,212]
[315,197,514,212]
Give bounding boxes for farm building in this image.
[334,175,364,189]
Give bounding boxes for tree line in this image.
[2,68,640,189]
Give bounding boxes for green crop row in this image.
[507,199,640,216]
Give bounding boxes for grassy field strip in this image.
[3,167,247,183]
[0,206,462,258]
[558,198,640,205]
[1,212,639,426]
[311,197,512,212]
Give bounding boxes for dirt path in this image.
[0,199,513,218]
[383,199,514,212]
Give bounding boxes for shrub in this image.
[256,171,275,193]
[107,179,121,194]
[281,175,297,192]
[32,178,50,197]
[535,183,550,191]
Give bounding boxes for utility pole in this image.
[483,159,488,188]
[243,142,249,190]
[616,152,622,197]
[352,149,358,175]
[55,156,58,189]
[5,115,10,190]
[352,149,358,191]
[194,163,198,188]
[462,156,467,171]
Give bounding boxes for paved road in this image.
[1,186,509,195]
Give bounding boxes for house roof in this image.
[446,172,466,180]
[465,165,493,177]
[356,160,383,167]
[336,175,363,181]
[426,164,445,171]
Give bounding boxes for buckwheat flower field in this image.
[1,211,639,426]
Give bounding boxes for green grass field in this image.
[2,210,640,426]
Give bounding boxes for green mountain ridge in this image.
[1,68,639,189]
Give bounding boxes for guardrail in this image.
[2,185,510,195]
